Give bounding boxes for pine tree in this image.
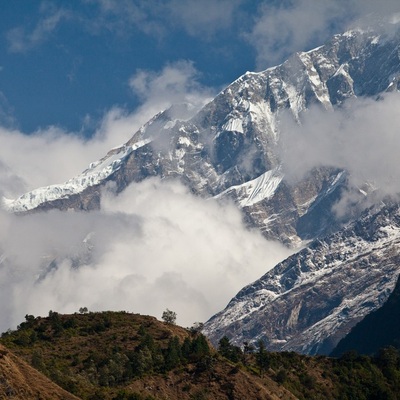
[218,336,242,363]
[256,340,270,376]
[164,336,182,370]
[161,309,177,324]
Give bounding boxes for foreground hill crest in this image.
[3,311,400,400]
[0,311,297,400]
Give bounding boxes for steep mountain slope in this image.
[0,344,79,400]
[5,25,400,246]
[331,273,400,357]
[203,202,400,355]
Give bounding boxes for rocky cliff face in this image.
[6,26,400,247]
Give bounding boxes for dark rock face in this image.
[331,272,400,357]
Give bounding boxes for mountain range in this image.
[3,20,400,355]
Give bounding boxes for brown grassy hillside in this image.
[0,343,79,400]
[0,311,296,399]
[2,311,400,400]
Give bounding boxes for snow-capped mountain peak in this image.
[3,137,152,213]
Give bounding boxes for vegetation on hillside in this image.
[1,311,214,399]
[219,336,400,400]
[0,343,79,400]
[2,311,400,399]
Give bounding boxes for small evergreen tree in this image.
[256,340,270,376]
[48,310,63,334]
[164,336,182,370]
[161,309,177,324]
[191,334,210,361]
[132,346,153,376]
[218,336,242,363]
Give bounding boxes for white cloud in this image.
[129,60,214,118]
[247,0,400,69]
[279,92,400,199]
[0,178,291,331]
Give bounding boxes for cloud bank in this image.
[0,178,291,332]
[280,92,400,203]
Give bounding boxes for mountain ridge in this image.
[3,311,400,400]
[0,311,298,400]
[5,25,399,245]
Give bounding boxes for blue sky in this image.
[1,0,256,134]
[1,0,398,136]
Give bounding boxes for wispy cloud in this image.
[83,0,165,37]
[247,0,400,69]
[84,0,244,40]
[129,60,215,119]
[164,0,243,39]
[279,92,400,213]
[7,5,70,53]
[0,91,15,128]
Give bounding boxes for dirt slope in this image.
[0,344,79,400]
